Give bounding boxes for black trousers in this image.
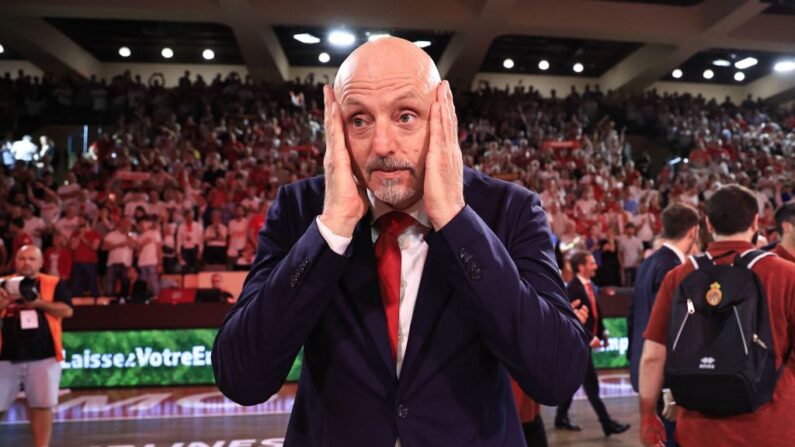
[522,415,548,447]
[556,351,610,422]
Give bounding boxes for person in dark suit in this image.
[212,37,589,447]
[628,203,700,390]
[627,203,699,447]
[555,250,630,436]
[119,266,151,304]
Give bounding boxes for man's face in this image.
[16,248,42,278]
[579,255,598,279]
[334,40,439,209]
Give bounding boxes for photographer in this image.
[0,245,73,447]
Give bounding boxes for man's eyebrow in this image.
[341,90,424,110]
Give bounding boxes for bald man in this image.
[0,245,73,447]
[213,37,588,446]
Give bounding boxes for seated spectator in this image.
[119,266,150,304]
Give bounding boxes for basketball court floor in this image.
[1,372,642,446]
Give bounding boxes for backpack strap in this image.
[736,249,777,269]
[688,253,714,270]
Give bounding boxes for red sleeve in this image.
[643,267,680,344]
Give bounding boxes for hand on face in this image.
[424,80,465,230]
[320,85,369,237]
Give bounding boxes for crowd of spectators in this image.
[0,68,793,301]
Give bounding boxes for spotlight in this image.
[734,72,745,82]
[503,58,515,69]
[703,69,714,80]
[573,62,584,73]
[672,69,683,79]
[734,57,757,70]
[774,61,795,73]
[293,33,320,44]
[161,47,174,59]
[413,40,431,48]
[0,44,4,55]
[328,30,355,47]
[538,60,550,71]
[712,59,731,67]
[318,52,330,63]
[202,49,215,60]
[118,46,131,58]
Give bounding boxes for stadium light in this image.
[202,49,215,60]
[293,33,320,44]
[672,69,683,79]
[318,52,331,63]
[734,57,757,70]
[734,72,745,82]
[413,40,431,48]
[703,69,714,80]
[328,30,356,47]
[161,47,174,59]
[774,60,795,73]
[538,60,550,71]
[573,62,584,73]
[368,33,390,42]
[503,58,515,69]
[118,46,131,58]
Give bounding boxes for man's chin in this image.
[371,185,419,210]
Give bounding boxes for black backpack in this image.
[664,249,786,416]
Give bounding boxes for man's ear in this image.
[751,214,760,233]
[705,216,715,235]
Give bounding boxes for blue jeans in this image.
[72,262,99,298]
[138,265,160,298]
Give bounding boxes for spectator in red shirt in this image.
[69,215,102,299]
[247,200,268,250]
[640,185,795,446]
[8,218,33,272]
[773,203,795,263]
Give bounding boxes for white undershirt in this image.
[316,192,431,378]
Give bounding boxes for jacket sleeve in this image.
[430,194,589,405]
[211,186,350,405]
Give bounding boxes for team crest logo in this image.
[706,282,722,306]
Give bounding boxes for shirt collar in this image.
[576,274,592,287]
[662,242,686,264]
[367,190,431,230]
[706,240,755,255]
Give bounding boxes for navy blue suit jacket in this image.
[627,245,682,391]
[212,168,589,446]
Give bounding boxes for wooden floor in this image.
[0,373,643,446]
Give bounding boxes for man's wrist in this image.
[319,214,358,238]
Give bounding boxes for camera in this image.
[0,276,40,302]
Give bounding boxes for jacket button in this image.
[396,404,409,418]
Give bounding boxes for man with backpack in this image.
[639,185,795,446]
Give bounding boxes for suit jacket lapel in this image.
[398,231,454,387]
[339,216,396,379]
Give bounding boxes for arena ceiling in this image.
[0,0,794,100]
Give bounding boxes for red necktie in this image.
[374,211,416,361]
[585,281,599,334]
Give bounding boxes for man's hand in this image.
[640,412,667,446]
[571,299,589,325]
[424,80,464,230]
[318,85,368,237]
[589,336,601,348]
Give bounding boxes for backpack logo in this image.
[699,357,716,370]
[706,282,722,306]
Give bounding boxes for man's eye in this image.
[352,117,365,127]
[399,113,414,123]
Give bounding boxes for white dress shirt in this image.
[662,241,686,264]
[316,191,431,378]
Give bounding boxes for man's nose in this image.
[372,119,396,157]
